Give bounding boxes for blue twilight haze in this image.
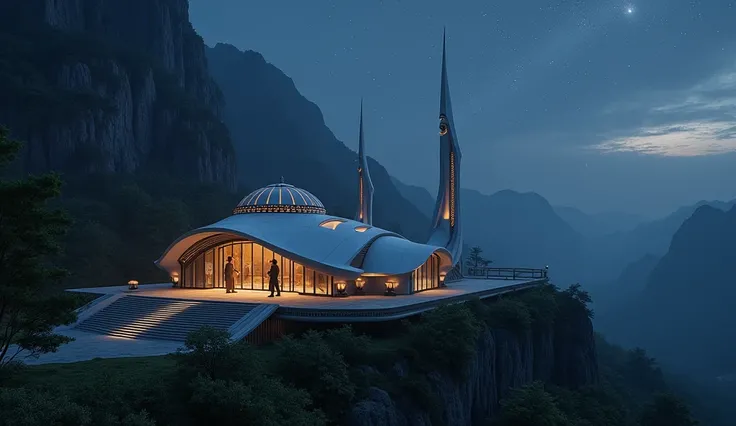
[190,0,736,216]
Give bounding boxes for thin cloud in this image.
[594,121,736,156]
[593,65,736,156]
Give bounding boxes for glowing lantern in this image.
[128,280,139,290]
[355,277,365,295]
[336,280,348,297]
[384,280,397,296]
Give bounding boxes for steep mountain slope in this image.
[0,0,235,187]
[601,205,736,377]
[390,177,434,218]
[206,43,430,242]
[391,178,584,280]
[462,189,583,279]
[580,199,736,285]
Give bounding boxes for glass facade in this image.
[181,240,335,295]
[411,253,441,293]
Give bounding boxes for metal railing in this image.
[465,266,548,280]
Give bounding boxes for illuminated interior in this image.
[181,240,335,295]
[354,225,370,232]
[411,253,441,292]
[319,219,346,230]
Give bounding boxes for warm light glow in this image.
[128,280,139,290]
[355,277,365,289]
[354,226,370,232]
[233,205,327,215]
[449,151,456,227]
[385,280,396,290]
[111,302,197,338]
[172,276,179,284]
[358,173,364,219]
[439,272,447,282]
[319,219,346,230]
[336,281,347,291]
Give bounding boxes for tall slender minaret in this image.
[428,29,463,266]
[355,99,374,224]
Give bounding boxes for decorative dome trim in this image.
[234,183,327,215]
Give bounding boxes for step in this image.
[74,295,274,343]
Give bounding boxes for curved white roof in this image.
[361,236,452,275]
[156,212,454,279]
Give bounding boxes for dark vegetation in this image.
[54,172,239,288]
[0,283,698,426]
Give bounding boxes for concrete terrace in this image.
[17,277,544,365]
[71,277,544,322]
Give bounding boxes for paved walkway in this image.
[17,329,183,365]
[71,277,536,310]
[17,277,542,365]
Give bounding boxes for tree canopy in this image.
[0,127,76,368]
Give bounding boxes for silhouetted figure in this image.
[225,256,238,293]
[267,259,281,297]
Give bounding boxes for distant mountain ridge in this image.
[206,43,430,242]
[391,178,583,280]
[596,204,736,378]
[554,205,646,237]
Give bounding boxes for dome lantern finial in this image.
[280,175,285,184]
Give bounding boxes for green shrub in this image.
[493,382,569,426]
[639,393,698,426]
[186,375,326,426]
[273,330,355,422]
[0,387,92,426]
[405,303,481,377]
[484,298,532,332]
[323,325,372,366]
[176,326,262,383]
[518,285,558,327]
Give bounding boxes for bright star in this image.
[625,5,634,15]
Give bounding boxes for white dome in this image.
[233,183,326,215]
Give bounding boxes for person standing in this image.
[267,259,281,297]
[225,256,238,293]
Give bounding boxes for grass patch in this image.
[6,355,176,391]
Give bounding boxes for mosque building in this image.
[155,32,463,297]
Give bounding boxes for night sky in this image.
[190,0,736,217]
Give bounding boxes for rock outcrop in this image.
[0,0,235,188]
[347,309,598,426]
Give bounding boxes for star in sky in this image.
[625,5,635,15]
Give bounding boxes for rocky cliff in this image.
[0,0,235,187]
[348,302,598,426]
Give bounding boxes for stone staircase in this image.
[75,295,272,342]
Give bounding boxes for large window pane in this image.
[195,253,205,288]
[205,250,214,288]
[305,267,314,294]
[242,243,252,289]
[252,243,263,289]
[232,244,242,288]
[279,256,288,292]
[294,262,304,293]
[316,273,328,295]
